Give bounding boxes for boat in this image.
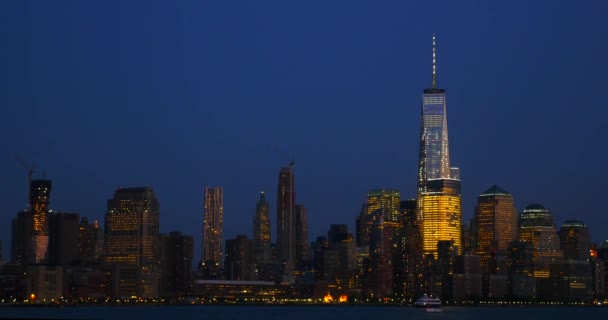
[413,294,442,308]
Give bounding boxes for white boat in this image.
[413,294,442,308]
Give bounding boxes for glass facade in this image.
[418,89,451,193]
[473,186,518,274]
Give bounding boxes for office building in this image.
[277,163,296,266]
[104,187,160,298]
[202,186,224,275]
[473,185,518,274]
[48,212,80,266]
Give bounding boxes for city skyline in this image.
[2,1,608,267]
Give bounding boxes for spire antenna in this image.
[432,33,437,89]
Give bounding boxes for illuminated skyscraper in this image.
[417,35,453,193]
[202,187,224,270]
[79,217,103,262]
[359,189,401,247]
[473,185,518,273]
[518,204,562,279]
[10,179,52,265]
[104,187,160,298]
[30,179,52,263]
[277,162,296,266]
[416,35,462,258]
[253,191,271,250]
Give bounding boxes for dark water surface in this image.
[0,305,605,320]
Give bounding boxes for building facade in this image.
[416,35,462,259]
[104,187,160,298]
[473,185,518,274]
[277,163,296,266]
[202,186,224,274]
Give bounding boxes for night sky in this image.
[2,1,608,264]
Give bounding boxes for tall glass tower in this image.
[417,35,462,257]
[418,35,453,194]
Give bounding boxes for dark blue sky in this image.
[2,1,608,263]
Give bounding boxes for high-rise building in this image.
[10,179,53,265]
[79,217,103,262]
[368,214,394,299]
[253,191,271,250]
[396,199,424,299]
[48,212,80,266]
[295,204,309,265]
[224,235,254,281]
[559,220,591,260]
[417,36,453,194]
[11,211,32,264]
[416,35,462,258]
[30,179,52,264]
[358,189,401,247]
[518,204,562,279]
[104,187,160,298]
[202,187,224,273]
[418,179,462,257]
[160,231,193,298]
[473,185,518,274]
[277,163,296,266]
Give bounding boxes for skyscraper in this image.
[518,204,562,279]
[104,187,160,298]
[295,204,309,265]
[79,217,103,263]
[202,187,224,272]
[359,189,401,247]
[48,212,80,266]
[253,191,270,250]
[416,35,462,258]
[473,185,518,274]
[277,162,296,266]
[559,220,591,260]
[30,179,52,264]
[160,231,193,298]
[10,179,52,265]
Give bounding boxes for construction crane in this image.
[13,154,35,210]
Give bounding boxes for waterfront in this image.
[0,305,607,320]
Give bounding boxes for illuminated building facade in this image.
[418,179,462,257]
[30,179,52,264]
[277,163,296,266]
[559,220,591,260]
[253,191,270,250]
[416,35,462,260]
[360,189,401,244]
[104,187,160,298]
[518,204,562,279]
[473,185,518,274]
[202,187,224,270]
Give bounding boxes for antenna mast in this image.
[432,33,437,89]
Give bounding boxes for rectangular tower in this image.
[202,187,224,269]
[277,163,296,266]
[104,187,160,298]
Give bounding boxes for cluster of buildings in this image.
[1,36,607,304]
